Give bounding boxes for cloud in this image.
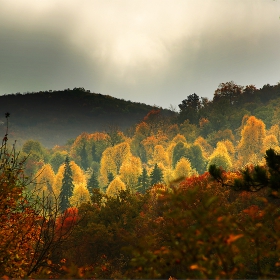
[0,0,279,108]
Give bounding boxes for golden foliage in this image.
[35,163,55,197]
[69,183,91,207]
[173,157,197,180]
[54,161,86,196]
[106,176,126,197]
[238,116,266,165]
[119,156,142,190]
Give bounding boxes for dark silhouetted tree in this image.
[150,163,163,186]
[87,171,99,195]
[138,167,150,193]
[59,156,74,212]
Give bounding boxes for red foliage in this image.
[56,207,79,236]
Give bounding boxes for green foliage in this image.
[209,148,280,193]
[137,167,150,193]
[87,171,100,195]
[172,142,206,174]
[107,172,114,187]
[207,152,232,171]
[150,163,163,185]
[59,156,74,212]
[178,93,201,124]
[56,189,147,278]
[50,151,65,173]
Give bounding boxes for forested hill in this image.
[0,87,173,147]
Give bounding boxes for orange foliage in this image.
[56,207,79,236]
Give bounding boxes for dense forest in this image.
[1,80,280,278]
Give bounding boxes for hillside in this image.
[0,87,174,147]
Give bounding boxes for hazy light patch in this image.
[0,0,279,107]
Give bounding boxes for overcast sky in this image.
[0,0,280,109]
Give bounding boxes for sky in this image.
[0,0,280,109]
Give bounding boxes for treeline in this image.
[1,81,279,147]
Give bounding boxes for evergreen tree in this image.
[59,156,74,212]
[80,143,88,170]
[138,167,150,193]
[107,172,114,187]
[87,171,100,196]
[150,164,163,186]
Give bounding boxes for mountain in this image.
[0,87,174,147]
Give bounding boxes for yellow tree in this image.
[149,145,170,168]
[106,176,126,197]
[119,156,142,191]
[171,134,187,144]
[69,182,91,207]
[238,116,266,166]
[99,146,116,187]
[267,124,280,143]
[194,136,213,159]
[141,133,169,162]
[54,160,86,197]
[263,134,279,153]
[113,142,131,174]
[34,164,55,198]
[207,142,232,171]
[99,142,131,187]
[221,140,235,163]
[173,158,197,180]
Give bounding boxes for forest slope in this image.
[0,87,173,147]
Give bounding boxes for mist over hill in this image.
[0,87,174,147]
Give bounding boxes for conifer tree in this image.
[107,172,114,187]
[59,156,74,212]
[80,143,88,170]
[87,171,100,195]
[138,167,150,193]
[150,163,163,186]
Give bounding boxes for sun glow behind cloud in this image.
[0,0,280,107]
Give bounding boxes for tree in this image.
[106,176,126,197]
[138,167,150,193]
[119,156,142,191]
[54,160,86,197]
[150,145,169,168]
[238,116,266,166]
[178,93,201,124]
[50,151,67,173]
[209,148,280,193]
[89,132,111,162]
[150,164,164,185]
[99,142,131,187]
[69,183,91,207]
[213,81,243,105]
[0,114,79,278]
[172,141,188,167]
[70,133,90,170]
[35,163,55,199]
[87,171,100,195]
[173,157,197,180]
[59,156,74,212]
[207,142,232,171]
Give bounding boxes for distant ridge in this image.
[0,87,174,147]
